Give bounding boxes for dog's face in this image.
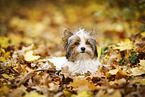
[63,29,98,62]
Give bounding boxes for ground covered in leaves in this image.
[0,0,145,97]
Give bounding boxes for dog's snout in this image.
[81,47,86,52]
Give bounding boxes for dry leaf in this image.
[2,74,15,79]
[130,60,145,75]
[133,79,145,85]
[70,76,100,92]
[9,85,27,97]
[113,39,134,51]
[61,66,72,78]
[106,69,128,79]
[0,37,10,48]
[24,50,40,62]
[0,85,9,96]
[71,90,92,97]
[24,92,46,97]
[141,32,145,37]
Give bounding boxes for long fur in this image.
[62,28,100,74]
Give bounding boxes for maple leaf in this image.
[24,50,40,62]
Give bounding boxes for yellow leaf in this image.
[98,47,102,59]
[130,60,145,75]
[113,39,134,51]
[0,57,6,62]
[134,79,145,85]
[4,52,10,58]
[106,69,128,79]
[70,76,100,91]
[0,85,9,96]
[140,60,145,68]
[71,90,92,97]
[64,91,72,97]
[107,69,128,76]
[130,67,145,75]
[141,32,145,37]
[2,74,15,79]
[0,37,10,48]
[24,92,46,97]
[24,50,40,62]
[107,69,120,75]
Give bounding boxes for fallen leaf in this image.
[2,74,15,79]
[71,90,92,97]
[109,78,127,88]
[4,52,10,58]
[130,60,145,75]
[0,37,10,48]
[61,66,72,78]
[96,89,121,97]
[63,91,72,97]
[107,69,120,75]
[106,69,128,79]
[0,85,10,96]
[113,39,134,51]
[0,57,6,62]
[24,50,40,62]
[133,79,145,85]
[48,82,59,91]
[141,32,145,37]
[24,92,46,97]
[70,76,100,92]
[8,85,27,97]
[130,67,145,75]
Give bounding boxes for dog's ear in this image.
[89,39,98,58]
[64,29,73,37]
[62,29,73,50]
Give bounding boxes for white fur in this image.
[62,28,101,75]
[62,58,101,75]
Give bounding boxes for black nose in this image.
[81,47,86,52]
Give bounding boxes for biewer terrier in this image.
[62,28,101,75]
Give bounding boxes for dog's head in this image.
[63,29,98,62]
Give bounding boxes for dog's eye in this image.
[86,41,90,45]
[75,42,79,45]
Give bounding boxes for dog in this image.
[62,28,101,75]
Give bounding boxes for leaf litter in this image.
[0,1,145,97]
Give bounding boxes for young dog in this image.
[62,28,101,75]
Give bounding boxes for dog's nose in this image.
[81,47,86,52]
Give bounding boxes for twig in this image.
[136,20,145,24]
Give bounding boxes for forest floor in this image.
[0,0,145,97]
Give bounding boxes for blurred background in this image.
[0,0,145,57]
